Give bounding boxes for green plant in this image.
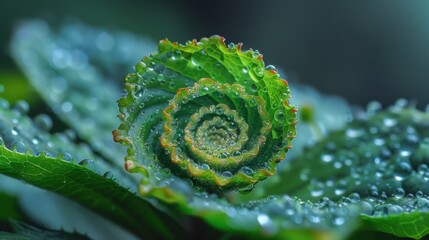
[1,20,429,240]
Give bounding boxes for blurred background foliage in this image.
[2,0,429,109]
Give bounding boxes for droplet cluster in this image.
[185,192,360,238]
[270,102,429,218]
[0,96,133,188]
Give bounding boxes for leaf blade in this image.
[0,146,185,240]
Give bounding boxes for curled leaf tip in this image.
[115,36,297,193]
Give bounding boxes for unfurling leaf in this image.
[114,36,298,193]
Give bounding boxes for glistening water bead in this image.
[114,36,297,193]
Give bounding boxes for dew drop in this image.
[135,62,147,74]
[252,51,260,58]
[418,164,428,175]
[61,152,72,162]
[394,161,412,181]
[310,189,324,197]
[321,154,334,163]
[103,171,114,179]
[399,148,412,157]
[360,201,373,215]
[222,171,232,178]
[332,216,345,226]
[201,86,209,92]
[348,193,360,202]
[34,114,53,131]
[345,128,364,138]
[257,214,271,226]
[14,141,26,153]
[201,164,210,170]
[307,211,321,224]
[334,161,342,169]
[366,101,382,115]
[334,188,346,196]
[416,197,429,209]
[373,138,385,146]
[385,204,403,215]
[265,65,276,71]
[253,67,263,77]
[383,118,397,127]
[14,100,29,114]
[240,166,253,176]
[11,127,19,136]
[227,43,236,49]
[78,159,98,172]
[249,99,257,107]
[157,74,165,81]
[250,83,258,93]
[61,102,73,112]
[274,110,285,123]
[215,106,223,115]
[169,81,176,88]
[393,188,405,199]
[172,51,182,61]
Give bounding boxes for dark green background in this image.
[1,0,429,108]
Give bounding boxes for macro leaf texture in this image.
[0,98,184,240]
[260,104,429,239]
[3,20,429,240]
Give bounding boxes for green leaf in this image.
[115,36,297,193]
[361,211,429,239]
[0,220,89,240]
[0,96,133,188]
[0,146,185,240]
[10,20,156,167]
[252,104,429,239]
